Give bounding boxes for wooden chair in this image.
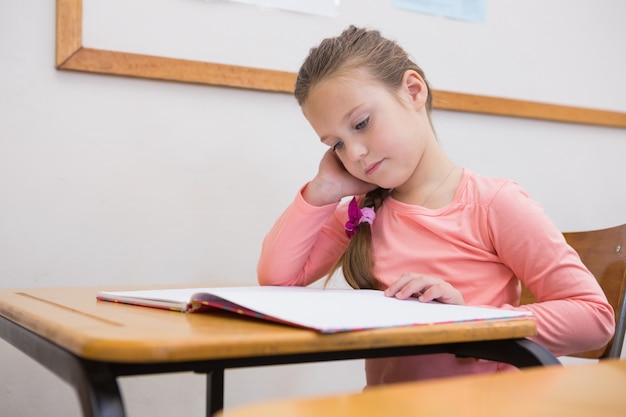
[520,223,626,359]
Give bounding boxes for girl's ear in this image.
[402,70,429,110]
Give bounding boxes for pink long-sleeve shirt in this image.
[257,169,614,385]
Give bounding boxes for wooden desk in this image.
[0,286,560,417]
[218,359,626,417]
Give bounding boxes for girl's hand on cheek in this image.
[304,150,377,206]
[384,273,465,305]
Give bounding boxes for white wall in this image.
[1,1,625,416]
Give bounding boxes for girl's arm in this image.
[257,185,349,287]
[488,182,614,357]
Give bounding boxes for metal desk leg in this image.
[452,338,562,368]
[75,361,126,417]
[0,316,126,417]
[206,369,225,417]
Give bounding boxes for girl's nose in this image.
[346,141,368,162]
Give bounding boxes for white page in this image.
[99,286,532,333]
[197,286,531,332]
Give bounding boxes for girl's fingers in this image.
[384,274,465,305]
[419,283,463,304]
[385,274,431,299]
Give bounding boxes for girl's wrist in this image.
[302,179,342,207]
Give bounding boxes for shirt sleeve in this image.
[486,181,615,356]
[257,185,349,287]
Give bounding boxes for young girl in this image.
[257,26,614,385]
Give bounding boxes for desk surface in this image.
[218,359,626,417]
[0,286,537,363]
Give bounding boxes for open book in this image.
[97,286,532,334]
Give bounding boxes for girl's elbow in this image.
[585,303,617,351]
[256,262,297,286]
[256,262,274,286]
[599,305,617,346]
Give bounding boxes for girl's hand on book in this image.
[303,150,377,206]
[384,273,465,305]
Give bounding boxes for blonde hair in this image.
[295,26,433,289]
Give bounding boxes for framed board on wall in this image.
[55,0,626,129]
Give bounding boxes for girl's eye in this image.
[331,141,344,152]
[355,117,370,130]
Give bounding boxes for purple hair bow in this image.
[345,197,376,238]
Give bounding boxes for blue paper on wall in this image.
[393,0,487,24]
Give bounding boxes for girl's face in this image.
[302,69,432,192]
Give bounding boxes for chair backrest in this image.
[520,223,626,359]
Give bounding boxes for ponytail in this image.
[327,188,389,289]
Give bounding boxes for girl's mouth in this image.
[365,160,383,175]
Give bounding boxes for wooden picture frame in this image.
[56,0,626,129]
